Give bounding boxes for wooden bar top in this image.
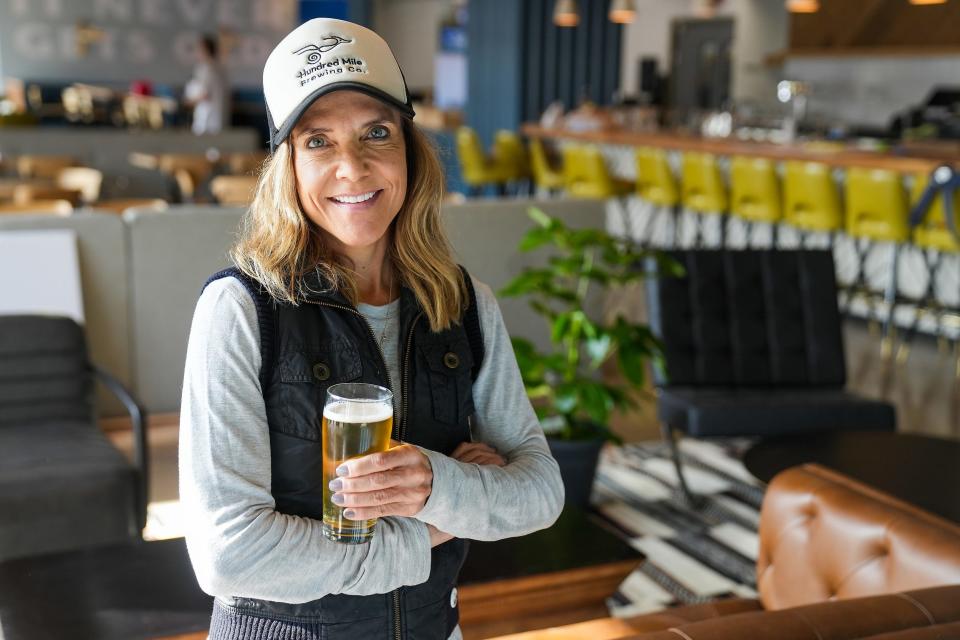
[522,123,958,175]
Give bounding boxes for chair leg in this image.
[660,423,704,508]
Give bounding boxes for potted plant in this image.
[500,207,678,508]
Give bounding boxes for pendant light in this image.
[553,0,580,27]
[909,0,947,4]
[786,0,819,12]
[609,0,636,24]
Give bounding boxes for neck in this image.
[340,241,395,306]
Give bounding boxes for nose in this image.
[334,143,371,182]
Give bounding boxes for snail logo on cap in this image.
[293,36,352,64]
[264,18,415,152]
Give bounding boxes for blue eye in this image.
[306,137,326,149]
[368,125,389,140]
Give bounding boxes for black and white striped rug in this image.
[591,439,765,617]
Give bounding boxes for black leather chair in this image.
[0,315,147,561]
[645,250,896,504]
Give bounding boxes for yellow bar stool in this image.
[562,145,634,237]
[898,172,960,368]
[843,168,910,339]
[782,161,843,246]
[456,126,507,197]
[635,147,680,246]
[680,152,727,247]
[729,156,781,248]
[491,130,532,196]
[529,138,565,196]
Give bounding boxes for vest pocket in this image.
[419,337,475,427]
[275,340,363,441]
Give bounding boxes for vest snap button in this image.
[312,362,331,382]
[450,587,458,608]
[443,352,460,369]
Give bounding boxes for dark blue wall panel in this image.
[467,0,623,146]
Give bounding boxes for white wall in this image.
[618,0,786,107]
[728,0,788,108]
[618,0,696,96]
[784,55,960,127]
[373,0,450,93]
[0,0,295,88]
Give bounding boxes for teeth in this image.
[332,191,377,204]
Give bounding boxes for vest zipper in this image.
[399,313,422,442]
[393,589,402,640]
[307,299,409,640]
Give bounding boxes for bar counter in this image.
[522,123,957,175]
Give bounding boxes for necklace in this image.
[362,280,396,352]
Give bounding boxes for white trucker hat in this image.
[263,18,415,151]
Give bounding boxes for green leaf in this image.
[585,333,612,367]
[618,346,647,386]
[551,312,572,344]
[518,226,555,252]
[554,384,578,414]
[527,207,554,229]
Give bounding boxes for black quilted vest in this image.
[203,267,481,640]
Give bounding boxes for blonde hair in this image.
[231,118,467,333]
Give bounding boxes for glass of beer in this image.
[322,382,394,544]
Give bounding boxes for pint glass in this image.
[322,383,394,543]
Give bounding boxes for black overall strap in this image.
[459,265,485,381]
[203,267,276,392]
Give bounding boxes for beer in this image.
[321,383,393,544]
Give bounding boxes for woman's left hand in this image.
[330,443,433,521]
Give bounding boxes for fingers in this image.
[334,485,427,508]
[451,442,499,461]
[336,444,422,478]
[458,451,507,466]
[331,464,431,493]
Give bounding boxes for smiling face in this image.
[290,90,407,259]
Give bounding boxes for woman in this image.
[180,18,564,640]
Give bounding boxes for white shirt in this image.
[186,61,228,135]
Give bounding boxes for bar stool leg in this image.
[882,243,903,363]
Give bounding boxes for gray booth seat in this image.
[124,206,244,412]
[0,213,130,415]
[123,198,609,414]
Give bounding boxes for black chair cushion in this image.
[0,316,94,427]
[647,250,846,388]
[658,387,897,438]
[0,421,138,561]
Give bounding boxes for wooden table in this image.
[743,431,960,523]
[0,509,640,640]
[523,124,958,174]
[0,177,54,201]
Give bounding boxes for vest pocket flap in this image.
[419,338,474,376]
[279,342,363,384]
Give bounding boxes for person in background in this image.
[184,34,229,135]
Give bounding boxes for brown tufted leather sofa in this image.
[493,464,960,640]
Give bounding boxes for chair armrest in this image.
[93,365,149,533]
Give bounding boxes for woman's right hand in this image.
[427,524,454,547]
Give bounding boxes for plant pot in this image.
[547,437,605,509]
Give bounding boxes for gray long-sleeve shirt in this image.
[179,275,564,638]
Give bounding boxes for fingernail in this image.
[331,493,344,505]
[328,478,343,491]
[336,465,350,477]
[344,509,355,519]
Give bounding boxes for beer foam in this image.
[323,400,393,423]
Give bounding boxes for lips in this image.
[329,189,381,205]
